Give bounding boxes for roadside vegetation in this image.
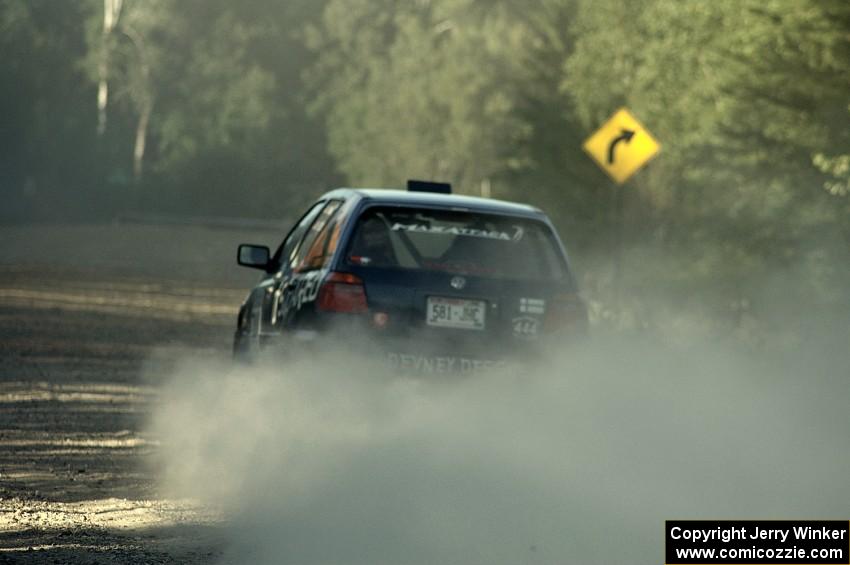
[2,0,848,342]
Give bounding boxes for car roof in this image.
[319,188,546,219]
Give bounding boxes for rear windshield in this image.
[345,206,569,281]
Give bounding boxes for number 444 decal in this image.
[512,316,539,339]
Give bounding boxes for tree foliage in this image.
[1,0,848,337]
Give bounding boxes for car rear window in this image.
[345,207,569,281]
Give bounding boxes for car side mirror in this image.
[237,244,271,270]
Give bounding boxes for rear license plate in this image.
[426,296,486,330]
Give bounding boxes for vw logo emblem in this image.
[450,276,466,290]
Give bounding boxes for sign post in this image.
[582,108,660,314]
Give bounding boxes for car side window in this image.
[322,198,356,263]
[293,199,346,272]
[272,201,326,271]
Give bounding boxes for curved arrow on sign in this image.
[607,128,635,164]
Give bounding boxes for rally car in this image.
[233,181,587,373]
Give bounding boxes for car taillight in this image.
[316,272,369,313]
[544,292,588,334]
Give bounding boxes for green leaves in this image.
[2,0,848,337]
[307,0,548,193]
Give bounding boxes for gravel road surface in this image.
[0,222,284,564]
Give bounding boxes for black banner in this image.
[666,521,849,564]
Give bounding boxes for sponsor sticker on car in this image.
[386,352,506,374]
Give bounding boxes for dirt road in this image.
[0,222,282,564]
[6,222,848,565]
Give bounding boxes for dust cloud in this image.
[149,331,850,564]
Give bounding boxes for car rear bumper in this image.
[257,325,521,375]
[385,350,508,375]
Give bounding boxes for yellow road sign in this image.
[582,108,660,184]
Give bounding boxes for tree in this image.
[562,0,850,332]
[96,0,123,136]
[0,0,101,220]
[81,0,338,215]
[308,0,556,195]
